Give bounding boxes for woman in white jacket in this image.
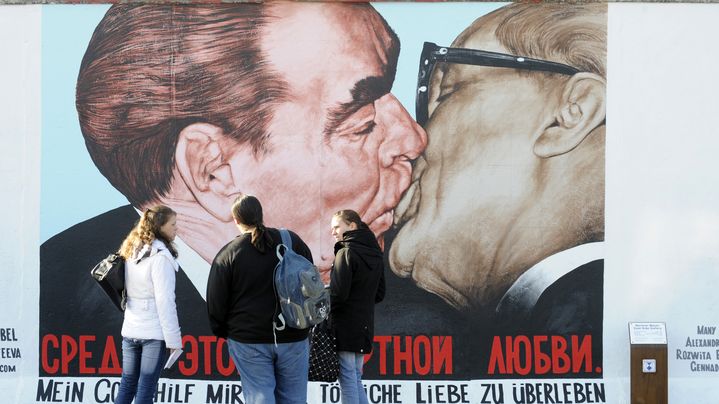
[115,205,182,404]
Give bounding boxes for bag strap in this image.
[277,228,292,256]
[279,228,292,250]
[273,228,293,345]
[276,228,292,260]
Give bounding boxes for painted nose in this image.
[376,93,428,168]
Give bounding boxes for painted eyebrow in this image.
[323,75,393,139]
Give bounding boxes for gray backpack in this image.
[273,229,331,329]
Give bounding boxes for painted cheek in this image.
[325,159,376,209]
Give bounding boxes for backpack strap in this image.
[276,229,293,260]
[279,228,293,249]
[273,228,293,345]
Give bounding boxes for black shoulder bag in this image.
[90,253,127,312]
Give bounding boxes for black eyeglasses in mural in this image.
[415,41,581,127]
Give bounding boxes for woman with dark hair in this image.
[206,194,313,404]
[115,205,182,404]
[329,210,386,404]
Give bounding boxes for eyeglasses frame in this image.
[416,41,581,126]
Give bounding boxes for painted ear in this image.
[175,123,236,221]
[534,73,606,158]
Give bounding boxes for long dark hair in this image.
[119,205,178,259]
[231,194,274,253]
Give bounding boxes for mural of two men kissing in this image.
[40,1,606,391]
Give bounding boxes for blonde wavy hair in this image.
[119,205,178,259]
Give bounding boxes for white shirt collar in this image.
[495,241,604,318]
[174,236,211,301]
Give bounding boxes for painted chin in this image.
[414,273,470,310]
[391,244,470,310]
[390,218,473,311]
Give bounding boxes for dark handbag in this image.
[308,320,339,382]
[90,253,127,312]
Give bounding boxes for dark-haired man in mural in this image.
[40,2,426,378]
[390,2,606,360]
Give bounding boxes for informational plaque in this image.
[629,322,667,344]
[629,322,668,404]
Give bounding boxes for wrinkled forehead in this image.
[261,3,394,82]
[327,4,394,59]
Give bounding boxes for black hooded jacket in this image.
[330,227,386,353]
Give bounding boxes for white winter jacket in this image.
[121,239,182,349]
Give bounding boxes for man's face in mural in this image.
[390,14,605,312]
[224,4,427,273]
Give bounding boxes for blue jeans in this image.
[338,351,369,404]
[115,338,166,404]
[227,338,309,404]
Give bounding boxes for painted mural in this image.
[36,3,606,402]
[2,2,718,404]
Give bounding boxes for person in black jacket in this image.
[206,195,312,404]
[329,210,386,404]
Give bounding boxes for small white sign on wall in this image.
[629,322,667,345]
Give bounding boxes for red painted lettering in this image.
[215,338,235,376]
[413,335,431,375]
[571,335,592,372]
[393,336,413,375]
[41,334,59,374]
[513,336,532,376]
[375,336,391,375]
[487,336,506,374]
[534,335,551,374]
[61,335,78,374]
[487,334,594,375]
[99,335,121,374]
[179,335,198,376]
[551,336,570,373]
[78,335,95,374]
[433,336,452,375]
